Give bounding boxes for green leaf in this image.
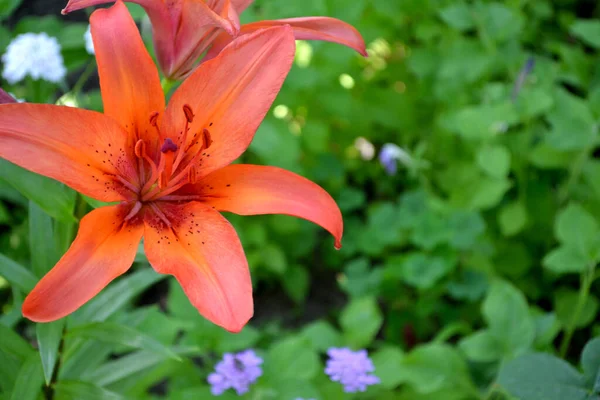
[399,344,475,395]
[581,337,600,393]
[371,346,405,389]
[477,145,511,179]
[264,336,320,382]
[340,296,383,348]
[438,3,474,31]
[555,203,600,259]
[28,202,59,278]
[0,323,34,362]
[497,353,589,400]
[543,245,588,274]
[73,269,165,323]
[0,253,37,293]
[571,20,600,48]
[282,265,309,304]
[82,346,196,386]
[9,353,44,400]
[482,280,535,358]
[546,89,596,150]
[0,160,76,222]
[53,380,124,400]
[459,330,503,362]
[400,252,454,289]
[555,290,599,329]
[0,0,22,20]
[301,320,342,352]
[36,320,65,385]
[66,322,179,360]
[498,201,528,236]
[339,258,381,298]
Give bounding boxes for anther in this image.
[183,104,194,123]
[161,138,178,153]
[202,128,212,149]
[134,140,146,158]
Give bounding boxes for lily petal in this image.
[206,17,367,61]
[0,103,138,202]
[22,204,144,322]
[0,88,16,104]
[190,164,343,249]
[164,26,295,179]
[169,0,241,78]
[144,202,252,332]
[91,1,165,155]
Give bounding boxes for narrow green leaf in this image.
[0,253,37,292]
[54,380,124,400]
[82,346,197,386]
[29,202,59,277]
[9,353,44,400]
[66,322,179,360]
[0,348,21,393]
[60,342,113,381]
[36,320,65,384]
[0,160,76,222]
[0,321,34,363]
[73,269,165,323]
[54,218,76,254]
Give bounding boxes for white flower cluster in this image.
[2,32,66,84]
[84,25,95,55]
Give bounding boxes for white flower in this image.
[84,25,95,55]
[354,137,375,160]
[2,33,66,84]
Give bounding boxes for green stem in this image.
[161,77,177,96]
[72,61,97,96]
[559,264,595,357]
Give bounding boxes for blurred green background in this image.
[1,0,600,399]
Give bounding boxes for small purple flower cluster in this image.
[208,347,379,397]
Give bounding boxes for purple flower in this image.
[324,347,380,393]
[379,143,412,175]
[207,349,263,396]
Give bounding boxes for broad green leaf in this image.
[264,336,320,382]
[571,20,600,48]
[459,330,503,362]
[371,346,405,389]
[555,290,599,329]
[447,210,485,250]
[29,202,59,277]
[581,337,600,393]
[546,89,596,150]
[73,269,165,323]
[555,203,600,260]
[82,346,196,386]
[476,2,523,41]
[54,380,124,400]
[9,353,44,400]
[482,280,535,358]
[400,253,454,289]
[0,253,37,293]
[399,343,475,395]
[0,160,76,222]
[543,245,588,274]
[66,322,179,360]
[497,353,588,400]
[477,145,511,179]
[438,3,473,31]
[301,320,342,351]
[37,319,65,384]
[498,201,527,236]
[340,296,383,348]
[339,258,381,298]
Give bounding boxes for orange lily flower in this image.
[62,0,366,79]
[0,2,342,332]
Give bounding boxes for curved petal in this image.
[91,1,165,155]
[0,103,139,202]
[206,17,367,61]
[0,88,16,104]
[22,204,144,322]
[62,0,115,13]
[144,201,252,332]
[163,26,295,179]
[187,164,343,248]
[169,0,241,78]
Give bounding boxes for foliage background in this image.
[1,0,600,399]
